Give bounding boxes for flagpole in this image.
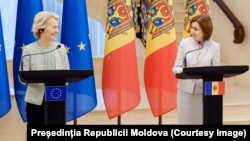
[74,119,77,125]
[118,115,121,125]
[159,116,162,125]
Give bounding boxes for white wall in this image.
[210,0,250,86]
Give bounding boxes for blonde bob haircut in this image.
[32,11,59,38]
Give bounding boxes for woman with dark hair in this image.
[172,14,221,124]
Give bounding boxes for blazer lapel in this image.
[196,41,209,64]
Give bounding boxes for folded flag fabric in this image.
[0,11,11,118]
[144,0,178,117]
[102,0,140,119]
[13,0,43,122]
[205,81,225,96]
[182,0,209,38]
[61,0,97,121]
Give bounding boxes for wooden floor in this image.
[1,83,250,141]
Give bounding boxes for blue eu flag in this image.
[61,0,97,121]
[0,12,11,118]
[13,0,43,122]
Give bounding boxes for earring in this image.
[39,29,44,33]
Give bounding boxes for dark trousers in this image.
[26,100,45,125]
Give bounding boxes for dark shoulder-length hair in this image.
[190,14,213,41]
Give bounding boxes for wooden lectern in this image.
[19,69,93,125]
[176,65,249,125]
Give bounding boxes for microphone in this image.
[21,44,61,71]
[183,41,203,68]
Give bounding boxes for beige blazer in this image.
[20,41,70,105]
[172,37,221,94]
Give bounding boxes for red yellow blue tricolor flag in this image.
[182,0,209,38]
[102,0,140,119]
[205,81,225,96]
[144,0,178,117]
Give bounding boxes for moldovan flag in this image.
[102,0,140,119]
[182,0,209,38]
[144,0,178,117]
[205,81,225,96]
[0,12,11,118]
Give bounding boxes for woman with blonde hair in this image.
[21,11,70,125]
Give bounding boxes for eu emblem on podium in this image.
[45,86,67,101]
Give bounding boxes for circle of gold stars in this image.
[50,88,63,100]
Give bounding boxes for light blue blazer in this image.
[20,41,70,105]
[172,37,221,94]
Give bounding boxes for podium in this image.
[19,69,93,125]
[176,65,249,125]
